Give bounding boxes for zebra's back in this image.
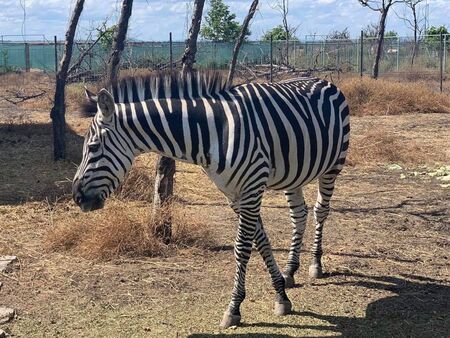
[229,78,350,191]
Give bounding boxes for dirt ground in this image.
[0,91,449,337]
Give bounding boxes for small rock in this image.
[0,329,7,338]
[387,164,402,170]
[0,256,17,273]
[0,308,15,324]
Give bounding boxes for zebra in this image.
[73,71,350,328]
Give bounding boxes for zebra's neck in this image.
[116,97,221,167]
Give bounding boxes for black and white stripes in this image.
[73,71,350,328]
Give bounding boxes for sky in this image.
[0,0,448,42]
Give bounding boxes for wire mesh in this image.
[0,34,448,87]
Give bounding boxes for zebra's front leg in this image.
[282,188,308,288]
[310,173,337,278]
[254,217,292,316]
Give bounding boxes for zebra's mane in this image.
[79,71,228,117]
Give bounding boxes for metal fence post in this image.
[270,35,273,83]
[440,32,444,93]
[322,40,325,67]
[24,43,30,72]
[305,39,308,68]
[54,36,58,73]
[444,34,447,77]
[396,36,400,71]
[360,30,364,77]
[336,40,341,70]
[169,32,173,72]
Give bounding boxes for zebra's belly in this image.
[266,139,343,191]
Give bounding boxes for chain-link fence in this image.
[0,34,448,89]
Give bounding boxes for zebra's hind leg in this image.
[253,217,292,316]
[309,172,338,278]
[282,188,308,288]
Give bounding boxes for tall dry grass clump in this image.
[340,77,450,116]
[347,127,427,166]
[45,203,215,260]
[115,155,157,202]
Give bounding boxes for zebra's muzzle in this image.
[79,197,105,212]
[73,179,105,212]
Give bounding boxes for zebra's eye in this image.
[88,142,101,152]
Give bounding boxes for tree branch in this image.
[67,29,108,75]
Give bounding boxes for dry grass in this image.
[340,77,450,116]
[115,155,157,202]
[45,202,216,260]
[347,127,428,166]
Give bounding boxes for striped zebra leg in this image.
[220,193,263,328]
[253,217,292,316]
[282,188,308,288]
[309,173,338,278]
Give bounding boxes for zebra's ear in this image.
[97,88,115,120]
[84,87,98,103]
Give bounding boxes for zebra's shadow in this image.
[188,272,450,337]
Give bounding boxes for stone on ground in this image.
[0,308,15,324]
[0,256,17,273]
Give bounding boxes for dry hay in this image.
[347,126,428,166]
[115,155,157,202]
[45,201,216,260]
[340,77,450,116]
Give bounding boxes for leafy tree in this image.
[384,30,398,38]
[262,25,298,41]
[200,0,249,42]
[425,25,450,44]
[97,24,118,50]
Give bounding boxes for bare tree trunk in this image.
[182,0,205,73]
[227,0,258,88]
[372,9,388,79]
[152,0,205,244]
[152,156,176,244]
[106,0,133,83]
[411,9,418,65]
[281,0,289,66]
[50,0,85,160]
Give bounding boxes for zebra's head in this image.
[72,88,133,212]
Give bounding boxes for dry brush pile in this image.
[45,156,216,260]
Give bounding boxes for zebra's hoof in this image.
[220,311,241,328]
[274,300,292,316]
[309,264,323,278]
[282,273,295,288]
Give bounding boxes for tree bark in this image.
[411,7,418,65]
[152,0,205,243]
[372,9,388,79]
[182,0,205,73]
[227,0,259,88]
[50,0,85,160]
[106,0,133,83]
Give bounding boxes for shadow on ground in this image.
[0,122,84,204]
[188,273,450,338]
